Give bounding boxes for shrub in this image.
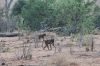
[70,33,76,42]
[83,34,94,51]
[2,47,10,52]
[93,28,100,35]
[85,44,89,51]
[44,53,79,66]
[83,35,93,46]
[60,38,64,42]
[26,53,32,60]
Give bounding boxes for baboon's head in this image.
[43,34,46,36]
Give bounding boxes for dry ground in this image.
[0,34,100,66]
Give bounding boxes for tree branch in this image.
[8,0,13,9]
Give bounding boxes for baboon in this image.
[43,39,56,50]
[38,33,46,40]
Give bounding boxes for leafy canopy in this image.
[11,0,100,35]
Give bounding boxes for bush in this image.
[26,53,32,60]
[93,28,100,35]
[44,53,79,66]
[85,44,89,51]
[2,47,10,52]
[83,34,94,51]
[70,33,76,42]
[60,38,64,42]
[83,35,93,46]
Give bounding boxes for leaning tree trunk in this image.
[5,0,13,32]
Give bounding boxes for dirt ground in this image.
[0,34,100,66]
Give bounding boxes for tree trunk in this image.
[5,0,13,32]
[91,37,94,51]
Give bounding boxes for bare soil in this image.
[0,35,100,66]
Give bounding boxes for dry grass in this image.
[43,32,59,41]
[44,53,79,66]
[82,34,93,48]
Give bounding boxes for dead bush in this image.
[70,33,76,42]
[44,53,79,66]
[83,34,94,51]
[0,40,10,53]
[14,39,32,60]
[62,41,74,48]
[76,34,94,51]
[83,35,93,46]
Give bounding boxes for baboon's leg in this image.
[43,37,44,41]
[52,42,56,51]
[42,41,44,48]
[46,44,49,50]
[43,44,49,50]
[50,43,52,50]
[52,43,56,48]
[43,45,46,50]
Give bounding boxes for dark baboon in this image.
[43,39,56,50]
[38,33,46,40]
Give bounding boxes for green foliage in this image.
[93,28,100,35]
[21,0,55,30]
[70,33,76,42]
[28,53,32,59]
[61,38,64,42]
[11,0,26,16]
[76,33,81,41]
[2,47,10,52]
[83,34,93,51]
[11,0,100,34]
[45,0,99,35]
[94,14,100,28]
[85,44,89,51]
[11,0,28,30]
